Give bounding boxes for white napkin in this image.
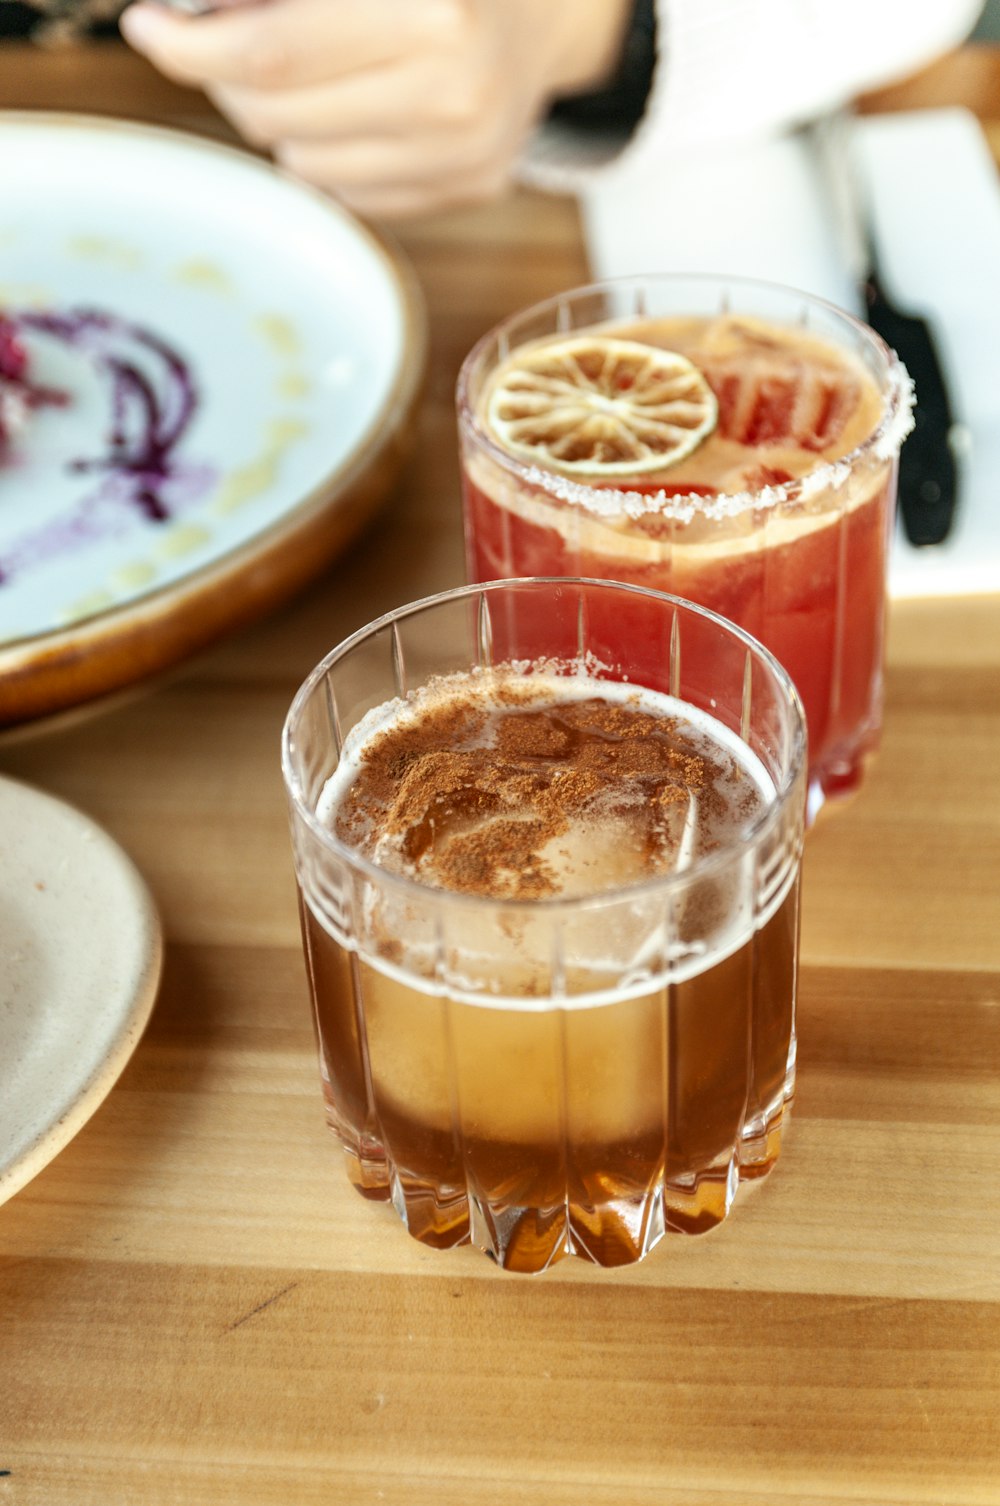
[581,108,1000,600]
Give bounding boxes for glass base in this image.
[326,1094,794,1273]
[808,742,878,825]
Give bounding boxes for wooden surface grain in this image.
[2,44,1000,1506]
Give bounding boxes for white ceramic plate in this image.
[0,112,426,728]
[0,775,162,1204]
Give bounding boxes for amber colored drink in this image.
[458,278,913,816]
[300,887,798,1270]
[285,585,807,1274]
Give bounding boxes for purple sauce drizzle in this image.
[0,307,214,589]
[20,308,198,521]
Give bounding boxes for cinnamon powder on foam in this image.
[333,678,754,901]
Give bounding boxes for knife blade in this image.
[811,111,960,547]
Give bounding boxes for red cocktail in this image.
[458,276,913,816]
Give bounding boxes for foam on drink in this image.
[323,666,774,892]
[316,664,785,1005]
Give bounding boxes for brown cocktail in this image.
[283,578,807,1271]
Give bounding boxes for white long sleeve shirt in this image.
[520,0,984,189]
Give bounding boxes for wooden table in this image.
[3,44,1000,1506]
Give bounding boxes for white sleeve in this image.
[518,0,984,191]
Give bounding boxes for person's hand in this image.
[120,0,634,217]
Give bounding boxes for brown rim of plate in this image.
[0,112,428,732]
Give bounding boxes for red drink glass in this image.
[457,275,913,818]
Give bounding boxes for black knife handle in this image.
[865,277,959,548]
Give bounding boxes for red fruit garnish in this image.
[703,358,859,453]
[741,466,795,489]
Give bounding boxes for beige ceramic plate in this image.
[0,112,426,730]
[0,775,162,1204]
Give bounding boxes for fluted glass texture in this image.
[283,580,807,1271]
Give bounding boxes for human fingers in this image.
[210,35,520,150]
[212,65,428,148]
[272,126,514,193]
[120,0,450,91]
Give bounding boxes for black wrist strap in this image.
[548,0,657,134]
